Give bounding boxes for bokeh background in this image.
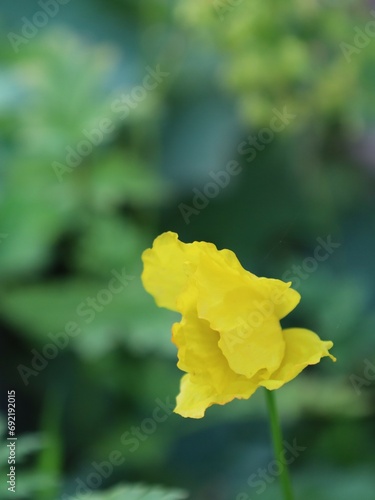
[1,0,375,499]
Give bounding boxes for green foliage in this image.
[0,29,175,359]
[0,280,177,358]
[0,417,56,499]
[87,483,189,500]
[176,0,375,128]
[1,1,375,499]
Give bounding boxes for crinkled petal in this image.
[141,232,254,313]
[258,278,301,319]
[172,300,261,417]
[192,277,285,379]
[141,232,198,311]
[260,328,336,390]
[174,372,259,419]
[172,311,226,390]
[191,259,299,328]
[184,252,258,319]
[174,374,230,419]
[172,304,260,393]
[184,256,298,379]
[217,290,285,378]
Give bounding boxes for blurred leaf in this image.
[296,467,375,500]
[175,0,372,129]
[0,432,45,466]
[278,376,373,419]
[89,153,169,210]
[0,280,178,358]
[72,214,147,278]
[0,415,57,499]
[86,483,189,500]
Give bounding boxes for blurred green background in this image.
[1,0,375,499]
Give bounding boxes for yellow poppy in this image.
[141,232,336,419]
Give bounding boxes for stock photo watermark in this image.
[237,107,296,161]
[281,235,341,288]
[236,439,306,500]
[349,359,375,395]
[213,0,243,21]
[7,0,72,53]
[179,106,296,224]
[52,65,169,182]
[340,10,375,62]
[17,267,134,386]
[179,161,242,224]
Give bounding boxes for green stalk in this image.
[264,389,295,500]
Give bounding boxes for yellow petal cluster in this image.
[141,232,336,418]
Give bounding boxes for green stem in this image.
[264,389,295,500]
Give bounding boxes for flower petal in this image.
[141,232,199,311]
[191,269,286,378]
[174,374,229,419]
[184,256,297,379]
[142,231,253,312]
[216,286,285,379]
[172,303,255,392]
[174,372,259,419]
[260,328,336,390]
[185,252,256,318]
[172,301,261,417]
[173,315,225,391]
[257,278,301,319]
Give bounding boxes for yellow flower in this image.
[141,232,336,419]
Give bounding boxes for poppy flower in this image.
[141,232,335,418]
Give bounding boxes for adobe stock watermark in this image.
[340,10,375,62]
[52,65,169,182]
[17,268,134,386]
[60,397,174,499]
[7,0,72,53]
[281,235,340,289]
[178,106,296,225]
[179,161,242,224]
[225,288,291,353]
[213,0,243,21]
[237,107,296,162]
[349,359,375,395]
[236,439,306,500]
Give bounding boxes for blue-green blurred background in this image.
[1,1,375,499]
